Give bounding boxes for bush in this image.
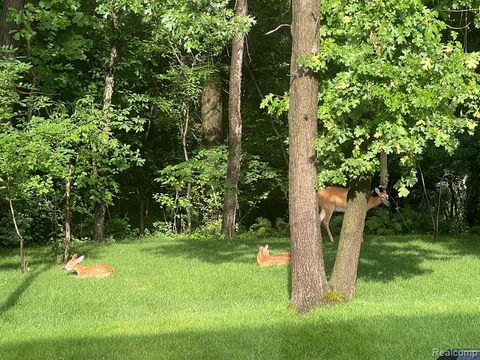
[106,217,139,239]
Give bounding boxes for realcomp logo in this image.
[434,349,480,360]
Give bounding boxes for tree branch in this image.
[265,24,291,35]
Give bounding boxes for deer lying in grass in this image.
[63,254,113,278]
[256,244,290,267]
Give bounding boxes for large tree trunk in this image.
[330,176,371,301]
[201,72,223,146]
[221,0,247,238]
[288,0,327,313]
[93,0,118,241]
[0,0,24,56]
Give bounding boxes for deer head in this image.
[257,244,271,257]
[63,253,84,272]
[374,187,390,207]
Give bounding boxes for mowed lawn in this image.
[0,234,479,359]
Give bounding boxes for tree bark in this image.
[221,0,247,238]
[330,176,371,301]
[64,164,73,262]
[201,72,223,146]
[0,0,24,57]
[288,0,327,313]
[94,0,118,241]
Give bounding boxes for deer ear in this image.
[257,244,263,249]
[76,255,85,263]
[72,254,77,260]
[265,244,269,249]
[374,187,381,195]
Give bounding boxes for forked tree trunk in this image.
[64,164,73,262]
[330,176,371,301]
[93,0,118,241]
[0,0,24,56]
[288,0,327,313]
[201,72,223,146]
[221,0,247,238]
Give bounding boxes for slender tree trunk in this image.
[51,211,58,262]
[288,0,327,313]
[181,105,192,235]
[93,0,118,241]
[172,189,180,234]
[330,176,371,301]
[139,188,145,237]
[0,0,24,57]
[102,1,118,114]
[9,197,25,273]
[448,181,457,218]
[221,0,247,238]
[64,164,73,262]
[418,163,437,234]
[201,72,223,146]
[379,150,388,189]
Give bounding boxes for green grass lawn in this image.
[0,234,479,359]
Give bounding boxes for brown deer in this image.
[256,244,290,267]
[317,187,390,243]
[63,254,113,278]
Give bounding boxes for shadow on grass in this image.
[145,235,450,282]
[0,312,477,360]
[0,265,51,316]
[0,242,109,271]
[145,237,291,265]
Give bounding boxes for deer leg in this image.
[321,207,335,243]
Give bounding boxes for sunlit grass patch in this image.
[0,234,479,359]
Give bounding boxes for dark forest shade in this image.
[0,0,24,54]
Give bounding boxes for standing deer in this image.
[317,187,390,243]
[63,254,113,278]
[256,244,290,267]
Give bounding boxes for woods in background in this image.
[1,0,480,297]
